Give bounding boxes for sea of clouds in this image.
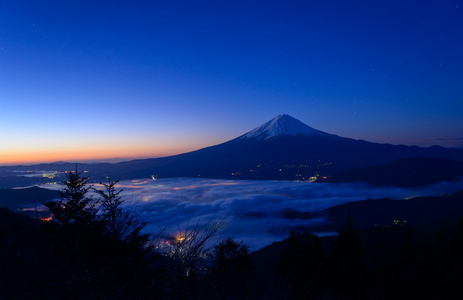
[101,177,463,251]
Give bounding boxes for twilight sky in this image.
[1,0,463,165]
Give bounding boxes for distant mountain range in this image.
[321,157,463,187]
[2,114,463,185]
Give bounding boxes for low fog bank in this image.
[109,178,463,251]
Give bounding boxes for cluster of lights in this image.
[41,171,59,179]
[393,219,407,225]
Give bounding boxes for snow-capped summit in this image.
[239,114,327,140]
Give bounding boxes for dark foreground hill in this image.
[3,188,463,299]
[251,190,463,299]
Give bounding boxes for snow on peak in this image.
[239,114,326,140]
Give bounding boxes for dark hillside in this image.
[0,186,59,209]
[322,157,463,187]
[309,190,463,232]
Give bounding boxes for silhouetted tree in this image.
[330,212,365,298]
[42,170,101,270]
[96,178,147,243]
[94,177,154,274]
[277,230,326,298]
[212,238,249,269]
[208,238,253,299]
[41,172,157,297]
[43,170,97,227]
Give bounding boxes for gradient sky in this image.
[1,0,463,165]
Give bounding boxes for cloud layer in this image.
[108,178,463,251]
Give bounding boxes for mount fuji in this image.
[84,114,463,181]
[238,114,332,140]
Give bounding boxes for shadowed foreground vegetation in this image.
[2,172,463,299]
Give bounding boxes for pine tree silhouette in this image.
[330,212,365,298]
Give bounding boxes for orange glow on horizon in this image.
[0,144,201,166]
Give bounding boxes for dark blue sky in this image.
[1,0,463,164]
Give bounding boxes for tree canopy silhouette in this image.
[43,170,96,227]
